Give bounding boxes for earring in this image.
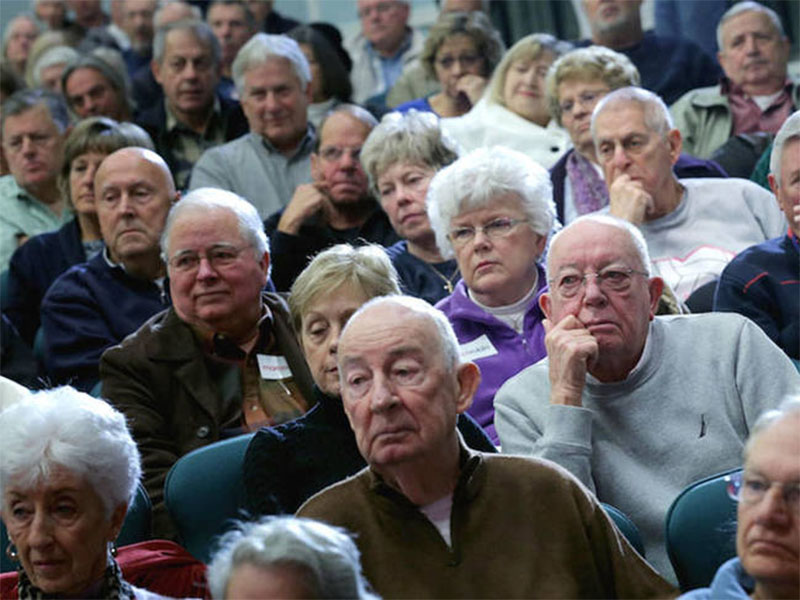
[109,541,118,558]
[5,543,18,561]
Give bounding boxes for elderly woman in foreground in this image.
[360,109,462,305]
[680,396,800,600]
[429,146,556,443]
[243,244,494,517]
[441,33,571,169]
[0,387,145,598]
[207,516,377,599]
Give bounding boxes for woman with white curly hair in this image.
[428,146,557,444]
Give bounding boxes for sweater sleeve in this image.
[495,366,597,492]
[242,427,290,517]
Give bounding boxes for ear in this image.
[304,81,313,104]
[539,291,552,320]
[454,361,481,414]
[647,277,664,319]
[768,173,779,197]
[310,152,321,182]
[534,234,548,259]
[108,502,128,542]
[151,59,162,85]
[259,251,270,281]
[666,128,682,165]
[172,190,181,205]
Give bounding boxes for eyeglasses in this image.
[549,267,649,298]
[558,88,609,116]
[435,54,482,70]
[726,471,800,512]
[2,132,56,154]
[448,217,528,247]
[168,244,251,273]
[318,146,361,163]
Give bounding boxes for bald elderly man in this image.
[299,295,674,598]
[41,148,179,391]
[495,214,800,582]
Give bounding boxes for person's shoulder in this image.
[481,452,588,495]
[104,307,178,356]
[683,176,770,199]
[671,84,725,109]
[655,312,753,339]
[497,358,549,396]
[42,256,100,301]
[297,467,371,516]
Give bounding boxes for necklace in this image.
[427,262,460,294]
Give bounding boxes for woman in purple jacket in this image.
[428,145,556,444]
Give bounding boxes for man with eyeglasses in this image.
[683,397,800,600]
[591,87,785,303]
[262,105,399,290]
[101,186,314,539]
[495,214,800,583]
[347,0,424,105]
[41,148,178,392]
[0,89,70,271]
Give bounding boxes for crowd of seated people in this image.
[1,0,798,597]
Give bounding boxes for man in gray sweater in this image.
[495,214,800,583]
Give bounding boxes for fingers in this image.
[277,184,326,234]
[545,316,599,406]
[608,175,652,225]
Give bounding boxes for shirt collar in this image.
[259,124,316,158]
[164,95,220,133]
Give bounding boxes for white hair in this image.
[769,110,800,184]
[546,213,653,278]
[232,33,310,98]
[207,516,378,600]
[342,295,462,374]
[0,386,141,518]
[744,395,800,460]
[161,187,270,265]
[591,86,674,143]
[426,146,555,260]
[716,1,785,51]
[31,44,79,87]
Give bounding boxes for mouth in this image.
[400,212,426,225]
[475,260,497,272]
[584,320,618,333]
[747,538,797,557]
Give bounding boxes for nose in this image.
[754,486,792,527]
[582,273,608,306]
[84,96,98,115]
[611,144,631,169]
[471,226,494,250]
[744,34,759,54]
[370,373,398,413]
[20,136,37,156]
[117,193,137,216]
[196,255,219,280]
[28,510,55,549]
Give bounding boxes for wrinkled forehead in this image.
[548,221,641,272]
[339,304,435,361]
[722,10,779,41]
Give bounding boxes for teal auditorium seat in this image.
[665,467,741,591]
[0,482,152,573]
[0,270,9,308]
[164,433,255,563]
[601,503,645,557]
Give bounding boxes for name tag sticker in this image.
[459,335,498,362]
[257,354,292,380]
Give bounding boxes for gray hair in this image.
[419,11,505,81]
[289,243,401,333]
[154,1,203,27]
[315,103,378,153]
[0,87,70,137]
[743,395,800,460]
[486,33,571,108]
[546,213,653,278]
[233,33,310,97]
[769,110,800,184]
[2,14,39,55]
[31,44,79,88]
[343,295,461,374]
[61,52,135,119]
[591,86,673,143]
[0,386,141,519]
[153,18,221,66]
[360,109,461,197]
[161,187,270,265]
[426,146,556,260]
[716,1,785,51]
[207,516,378,600]
[545,45,640,126]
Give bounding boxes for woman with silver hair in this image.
[243,244,494,517]
[441,33,572,170]
[4,117,154,346]
[394,11,504,118]
[29,44,78,92]
[428,146,556,444]
[207,516,378,599]
[360,109,462,304]
[0,387,146,598]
